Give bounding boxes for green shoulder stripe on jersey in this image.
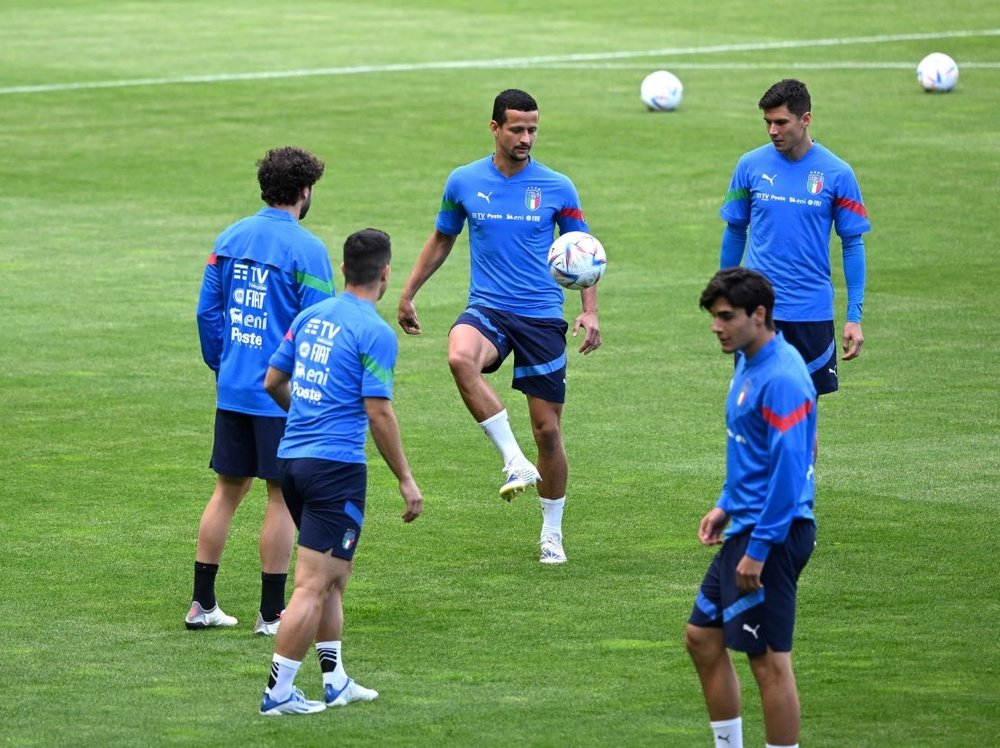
[296,270,334,294]
[361,353,393,386]
[723,187,750,204]
[440,198,458,212]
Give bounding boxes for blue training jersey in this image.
[720,143,871,322]
[717,332,818,561]
[196,207,335,417]
[270,292,397,464]
[436,156,588,319]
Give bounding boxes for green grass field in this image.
[2,1,998,745]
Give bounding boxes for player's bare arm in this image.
[263,366,292,411]
[398,230,458,335]
[365,397,423,523]
[573,285,601,354]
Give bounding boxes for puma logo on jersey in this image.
[477,191,492,204]
[761,173,776,186]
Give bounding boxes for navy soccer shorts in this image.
[689,519,816,654]
[776,320,838,395]
[453,305,569,404]
[210,408,286,481]
[280,458,367,561]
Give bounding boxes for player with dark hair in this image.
[259,228,423,716]
[687,267,817,748]
[397,88,602,565]
[190,146,334,633]
[719,78,870,414]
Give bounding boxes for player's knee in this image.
[748,649,794,689]
[685,624,720,661]
[531,418,561,450]
[447,348,480,380]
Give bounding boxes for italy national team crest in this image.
[341,528,357,551]
[525,187,542,211]
[806,171,824,195]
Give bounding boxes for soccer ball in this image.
[548,231,607,290]
[916,52,959,92]
[640,70,683,111]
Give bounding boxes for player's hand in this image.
[398,298,422,335]
[735,554,764,593]
[698,507,728,546]
[399,477,423,523]
[842,322,864,360]
[573,310,601,354]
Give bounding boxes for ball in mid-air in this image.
[548,231,607,290]
[640,70,683,111]
[916,52,959,92]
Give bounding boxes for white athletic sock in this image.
[266,653,301,702]
[479,409,523,465]
[317,640,348,689]
[710,717,743,748]
[540,497,565,537]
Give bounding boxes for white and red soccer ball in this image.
[547,231,607,290]
[916,52,959,93]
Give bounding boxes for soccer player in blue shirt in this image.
[190,147,335,633]
[258,228,423,716]
[396,88,602,565]
[720,79,870,415]
[686,268,817,748]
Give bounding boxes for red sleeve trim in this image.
[557,207,586,221]
[761,400,813,433]
[834,197,868,219]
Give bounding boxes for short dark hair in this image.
[699,267,775,329]
[492,89,538,125]
[343,228,391,286]
[758,79,811,118]
[257,146,325,206]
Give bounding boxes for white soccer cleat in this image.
[325,678,379,707]
[539,533,567,565]
[499,457,541,501]
[185,601,238,629]
[260,687,326,716]
[253,611,282,636]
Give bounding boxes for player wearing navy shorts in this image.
[687,268,817,748]
[719,78,871,402]
[190,147,335,633]
[397,88,602,565]
[258,228,423,716]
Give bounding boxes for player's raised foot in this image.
[253,611,281,636]
[260,687,326,716]
[539,533,567,565]
[185,601,238,629]
[499,456,541,501]
[325,678,379,707]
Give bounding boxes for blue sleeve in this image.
[555,177,588,234]
[746,378,814,561]
[295,240,336,308]
[716,483,733,514]
[268,328,296,374]
[435,170,468,237]
[842,234,866,323]
[196,258,224,372]
[360,325,398,400]
[720,222,748,268]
